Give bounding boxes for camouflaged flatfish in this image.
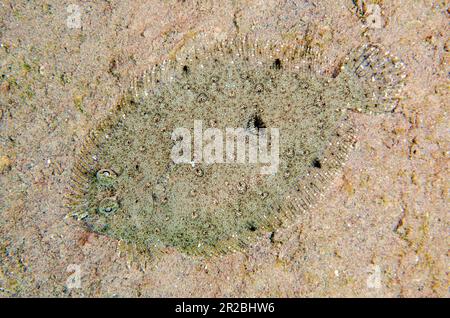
[66,38,405,256]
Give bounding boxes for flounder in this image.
[67,38,405,256]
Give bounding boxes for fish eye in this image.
[96,169,117,186]
[98,197,119,215]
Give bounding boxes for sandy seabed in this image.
[0,0,448,297]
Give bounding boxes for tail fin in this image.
[340,44,406,113]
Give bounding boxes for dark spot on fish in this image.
[273,58,282,70]
[312,158,322,169]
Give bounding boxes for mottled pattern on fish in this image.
[66,38,405,256]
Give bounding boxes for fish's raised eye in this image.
[196,93,208,103]
[96,169,117,186]
[254,83,264,93]
[98,197,119,216]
